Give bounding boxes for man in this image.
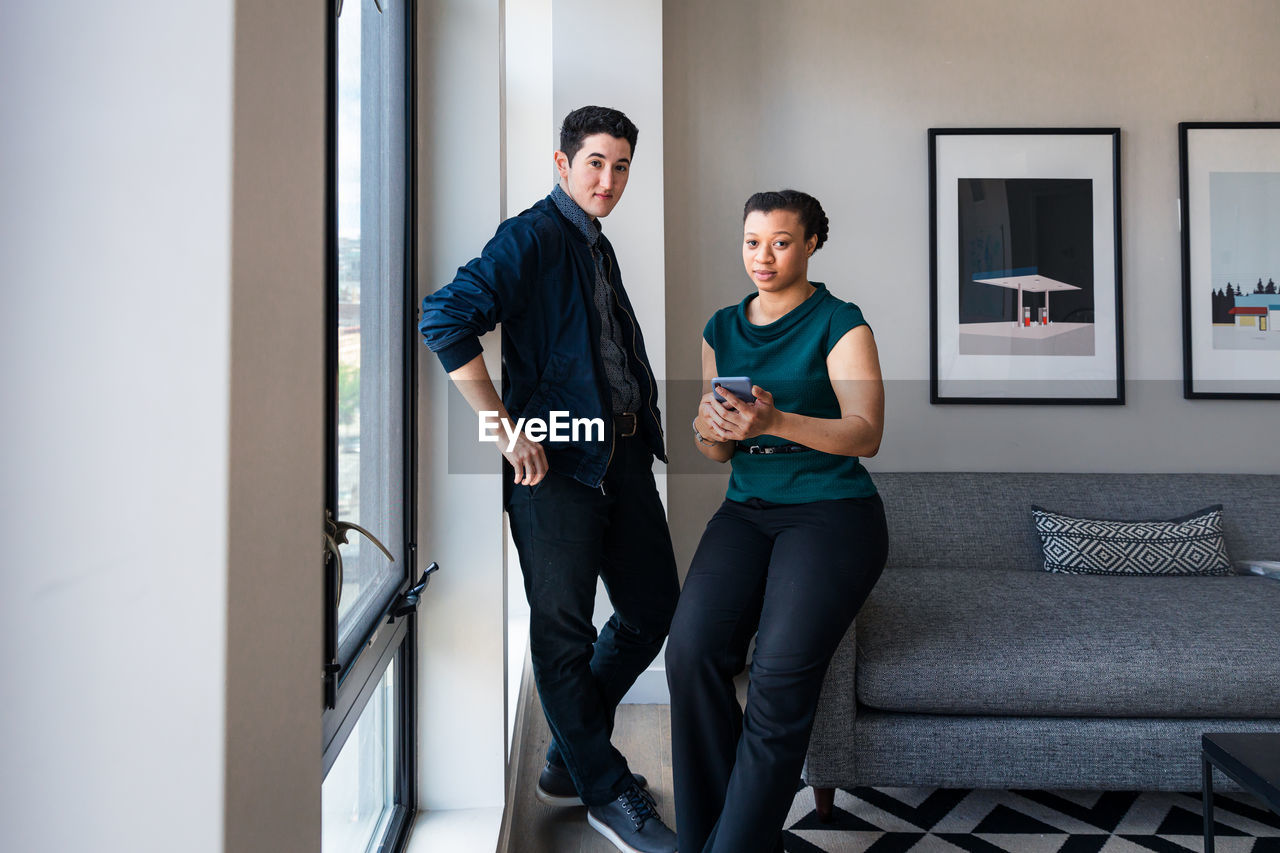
[419,106,679,853]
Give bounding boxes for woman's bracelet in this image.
[692,416,719,446]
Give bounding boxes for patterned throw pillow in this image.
[1031,504,1233,576]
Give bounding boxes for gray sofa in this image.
[805,472,1280,810]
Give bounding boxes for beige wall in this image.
[225,0,326,850]
[664,0,1280,572]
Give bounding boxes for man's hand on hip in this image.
[504,433,548,486]
[448,352,550,486]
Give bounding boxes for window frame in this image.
[321,0,420,849]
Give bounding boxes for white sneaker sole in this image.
[587,811,652,853]
[534,784,583,807]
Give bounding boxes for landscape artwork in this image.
[1208,171,1280,351]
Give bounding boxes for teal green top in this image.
[703,281,878,504]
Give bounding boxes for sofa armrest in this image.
[1239,558,1280,578]
[804,619,859,787]
[1236,559,1280,580]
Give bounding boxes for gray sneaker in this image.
[535,762,649,807]
[586,783,677,853]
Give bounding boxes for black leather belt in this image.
[737,442,810,455]
[613,412,637,437]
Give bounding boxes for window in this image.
[323,659,397,853]
[322,1,420,851]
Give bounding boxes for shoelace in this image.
[619,784,660,830]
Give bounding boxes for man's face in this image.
[554,133,632,219]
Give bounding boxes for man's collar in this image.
[551,184,601,247]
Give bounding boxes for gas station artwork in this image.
[930,128,1122,404]
[956,178,1095,357]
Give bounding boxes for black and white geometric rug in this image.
[782,787,1280,852]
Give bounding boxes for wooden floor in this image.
[500,686,677,852]
[498,650,749,853]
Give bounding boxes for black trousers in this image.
[507,435,680,806]
[666,494,888,853]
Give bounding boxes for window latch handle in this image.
[388,562,439,621]
[322,522,345,606]
[330,515,395,563]
[324,510,395,609]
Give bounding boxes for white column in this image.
[502,0,553,752]
[416,0,508,813]
[552,0,669,703]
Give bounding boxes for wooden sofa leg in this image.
[813,786,835,822]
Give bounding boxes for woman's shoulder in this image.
[711,299,742,319]
[812,284,868,324]
[703,300,745,344]
[830,298,868,327]
[815,287,870,353]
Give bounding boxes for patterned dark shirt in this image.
[551,184,641,414]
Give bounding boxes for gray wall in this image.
[663,0,1280,572]
[1,2,234,849]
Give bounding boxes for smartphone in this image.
[712,376,756,406]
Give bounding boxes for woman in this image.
[666,189,889,853]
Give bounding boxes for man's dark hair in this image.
[743,189,830,252]
[559,105,639,165]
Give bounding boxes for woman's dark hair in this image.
[743,189,829,252]
[559,105,639,165]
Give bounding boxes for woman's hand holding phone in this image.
[702,384,776,442]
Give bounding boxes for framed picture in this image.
[929,128,1124,404]
[1180,122,1280,400]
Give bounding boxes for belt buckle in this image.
[617,412,637,437]
[747,444,766,454]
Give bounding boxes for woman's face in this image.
[742,209,816,294]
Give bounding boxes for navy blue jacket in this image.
[419,193,666,488]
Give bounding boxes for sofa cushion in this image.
[1032,504,1233,576]
[855,568,1280,717]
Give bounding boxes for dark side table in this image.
[1202,732,1280,853]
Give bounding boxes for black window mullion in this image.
[321,1,420,850]
[398,0,419,819]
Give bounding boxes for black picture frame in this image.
[1179,122,1280,400]
[929,128,1124,404]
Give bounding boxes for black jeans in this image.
[506,435,680,807]
[666,494,888,853]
